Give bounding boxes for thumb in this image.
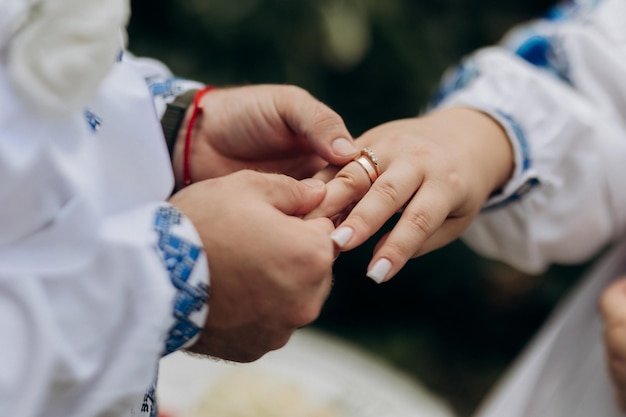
[277,87,358,165]
[600,278,626,325]
[266,176,327,216]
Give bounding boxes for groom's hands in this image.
[172,84,358,189]
[169,170,336,362]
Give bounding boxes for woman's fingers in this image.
[329,158,423,251]
[362,180,459,283]
[600,278,626,412]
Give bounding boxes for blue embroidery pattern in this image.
[148,77,186,100]
[505,0,604,82]
[84,108,102,132]
[546,0,602,21]
[153,206,209,356]
[504,30,571,83]
[496,111,531,172]
[430,58,479,108]
[483,111,540,211]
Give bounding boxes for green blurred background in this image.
[128,1,591,415]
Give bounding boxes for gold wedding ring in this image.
[352,148,380,184]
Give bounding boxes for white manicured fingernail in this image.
[367,258,392,284]
[330,227,353,248]
[332,138,357,156]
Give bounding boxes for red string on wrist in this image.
[183,86,215,187]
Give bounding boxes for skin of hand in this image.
[600,278,626,412]
[306,107,514,283]
[168,170,336,363]
[171,84,358,190]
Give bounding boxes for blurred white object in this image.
[1,0,129,116]
[158,328,456,417]
[473,239,626,417]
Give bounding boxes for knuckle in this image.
[404,208,436,237]
[444,169,466,195]
[292,237,334,270]
[290,301,322,327]
[335,170,361,188]
[235,351,264,363]
[266,333,291,352]
[311,105,342,130]
[283,84,309,98]
[307,246,334,269]
[334,169,370,195]
[378,241,411,263]
[372,178,403,207]
[235,168,265,185]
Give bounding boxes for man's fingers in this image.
[305,159,372,220]
[277,86,358,165]
[305,216,336,236]
[240,171,326,216]
[312,164,340,183]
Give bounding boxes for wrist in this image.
[429,107,514,197]
[462,108,515,194]
[168,87,215,191]
[161,89,199,161]
[171,102,197,191]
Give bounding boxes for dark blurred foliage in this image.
[128,1,591,415]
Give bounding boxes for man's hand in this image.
[169,170,336,362]
[172,85,357,189]
[600,278,626,412]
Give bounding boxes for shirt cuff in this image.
[152,204,210,356]
[147,76,205,119]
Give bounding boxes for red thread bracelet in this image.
[183,86,215,187]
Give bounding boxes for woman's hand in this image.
[171,84,358,189]
[600,278,626,412]
[306,107,514,283]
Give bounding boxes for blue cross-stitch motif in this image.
[153,206,209,356]
[482,111,540,211]
[495,111,531,172]
[148,77,185,100]
[545,0,602,20]
[84,108,102,132]
[510,33,571,83]
[429,58,479,108]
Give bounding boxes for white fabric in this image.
[433,0,626,416]
[473,240,625,417]
[1,0,131,116]
[0,48,209,417]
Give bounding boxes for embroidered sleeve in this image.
[429,0,626,272]
[152,205,209,355]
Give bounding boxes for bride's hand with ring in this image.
[305,107,515,283]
